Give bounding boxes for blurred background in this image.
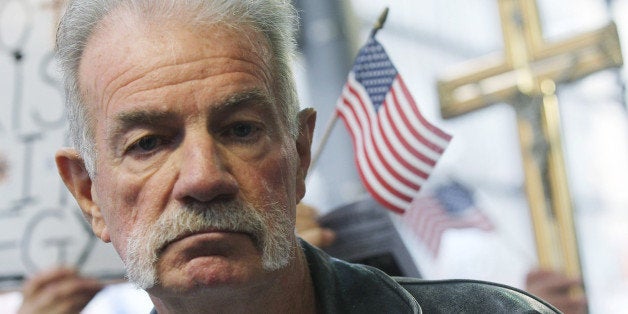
[0,0,626,312]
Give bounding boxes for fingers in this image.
[299,228,336,248]
[19,267,104,314]
[526,269,582,294]
[296,203,336,248]
[295,203,319,229]
[525,268,587,314]
[541,295,587,314]
[21,267,72,298]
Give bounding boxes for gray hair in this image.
[56,0,301,177]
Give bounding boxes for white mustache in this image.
[152,200,268,256]
[124,198,293,289]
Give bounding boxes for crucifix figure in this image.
[437,0,623,298]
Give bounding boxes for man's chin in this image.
[158,231,261,266]
[150,233,266,290]
[143,257,268,299]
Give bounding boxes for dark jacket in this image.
[151,240,559,313]
[302,240,559,313]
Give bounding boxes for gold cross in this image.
[437,0,623,296]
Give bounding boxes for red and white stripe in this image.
[404,196,494,256]
[336,72,452,213]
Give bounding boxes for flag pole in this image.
[308,7,390,173]
[309,113,338,172]
[370,7,389,37]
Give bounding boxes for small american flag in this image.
[336,36,452,214]
[404,181,495,257]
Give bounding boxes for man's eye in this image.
[138,136,160,150]
[222,122,263,144]
[129,135,162,153]
[232,123,254,137]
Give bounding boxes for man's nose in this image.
[172,134,238,203]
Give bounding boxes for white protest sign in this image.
[0,0,125,290]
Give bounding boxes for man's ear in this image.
[55,148,111,242]
[295,108,317,201]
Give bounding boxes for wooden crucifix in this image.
[436,0,623,295]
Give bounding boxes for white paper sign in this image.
[0,0,125,290]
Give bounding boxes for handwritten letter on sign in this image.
[0,0,125,290]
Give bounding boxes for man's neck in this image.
[148,247,317,314]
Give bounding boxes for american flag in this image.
[336,36,452,214]
[404,181,494,257]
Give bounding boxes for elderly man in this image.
[54,0,558,313]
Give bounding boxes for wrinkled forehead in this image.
[78,5,276,111]
[90,6,273,67]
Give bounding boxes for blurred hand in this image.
[525,268,587,314]
[18,267,104,314]
[296,203,336,248]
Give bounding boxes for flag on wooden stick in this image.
[404,181,495,257]
[336,35,452,214]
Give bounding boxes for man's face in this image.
[75,14,306,293]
